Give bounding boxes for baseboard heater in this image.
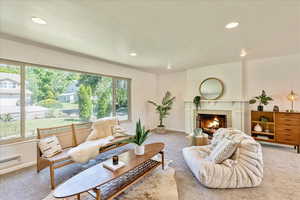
[0,155,21,164]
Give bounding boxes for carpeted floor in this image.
[1,131,300,200]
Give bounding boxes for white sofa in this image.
[182,128,263,188]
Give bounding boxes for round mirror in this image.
[199,78,224,100]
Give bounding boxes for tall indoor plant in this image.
[122,119,150,155]
[249,90,273,111]
[193,96,201,128]
[148,91,175,133]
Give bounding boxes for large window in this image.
[0,60,131,142]
[0,64,21,139]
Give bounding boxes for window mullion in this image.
[112,78,116,116]
[20,65,26,138]
[128,79,132,121]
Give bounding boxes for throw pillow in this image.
[39,136,62,158]
[207,137,238,164]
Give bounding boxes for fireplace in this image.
[197,114,227,136]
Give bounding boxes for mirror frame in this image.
[199,77,224,100]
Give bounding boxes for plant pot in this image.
[134,145,145,155]
[257,105,264,111]
[156,126,166,134]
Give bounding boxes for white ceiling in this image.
[0,0,300,73]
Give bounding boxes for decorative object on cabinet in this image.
[287,90,298,112]
[249,90,273,111]
[251,111,300,153]
[199,77,224,100]
[259,116,269,123]
[254,123,263,132]
[273,105,279,112]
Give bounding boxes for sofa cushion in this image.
[207,137,238,164]
[46,148,71,163]
[110,125,127,137]
[39,136,62,158]
[68,136,114,163]
[86,117,118,141]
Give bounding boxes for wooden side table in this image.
[194,136,209,146]
[187,135,209,146]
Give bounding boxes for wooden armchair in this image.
[37,120,127,189]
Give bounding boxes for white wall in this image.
[157,62,243,132]
[0,38,157,174]
[157,54,300,133]
[156,71,186,132]
[245,53,300,112]
[185,62,243,101]
[244,53,300,132]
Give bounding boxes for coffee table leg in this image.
[159,151,165,170]
[95,188,101,200]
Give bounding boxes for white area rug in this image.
[43,160,178,200]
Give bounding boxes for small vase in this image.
[254,123,263,132]
[257,105,264,111]
[134,145,145,155]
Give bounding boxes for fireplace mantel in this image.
[184,100,248,103]
[184,100,248,134]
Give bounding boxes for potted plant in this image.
[148,91,175,134]
[193,96,201,111]
[249,90,273,111]
[193,96,201,128]
[122,119,150,155]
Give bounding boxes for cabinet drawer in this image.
[276,127,300,134]
[276,113,300,119]
[276,131,300,144]
[276,118,300,126]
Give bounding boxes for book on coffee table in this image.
[103,159,125,171]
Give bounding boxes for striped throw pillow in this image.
[207,137,238,164]
[39,136,62,158]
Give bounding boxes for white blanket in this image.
[67,136,114,163]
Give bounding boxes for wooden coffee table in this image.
[53,143,165,200]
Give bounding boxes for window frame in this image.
[0,58,131,144]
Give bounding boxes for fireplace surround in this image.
[184,100,247,134]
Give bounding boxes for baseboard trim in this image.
[166,128,186,133]
[151,127,186,134]
[0,161,36,175]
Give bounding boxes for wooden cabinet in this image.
[251,111,300,153]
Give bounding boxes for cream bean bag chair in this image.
[182,128,263,188]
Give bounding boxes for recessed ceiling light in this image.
[225,22,239,29]
[31,17,47,25]
[240,49,247,57]
[129,52,137,56]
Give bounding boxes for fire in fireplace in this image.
[198,114,227,135]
